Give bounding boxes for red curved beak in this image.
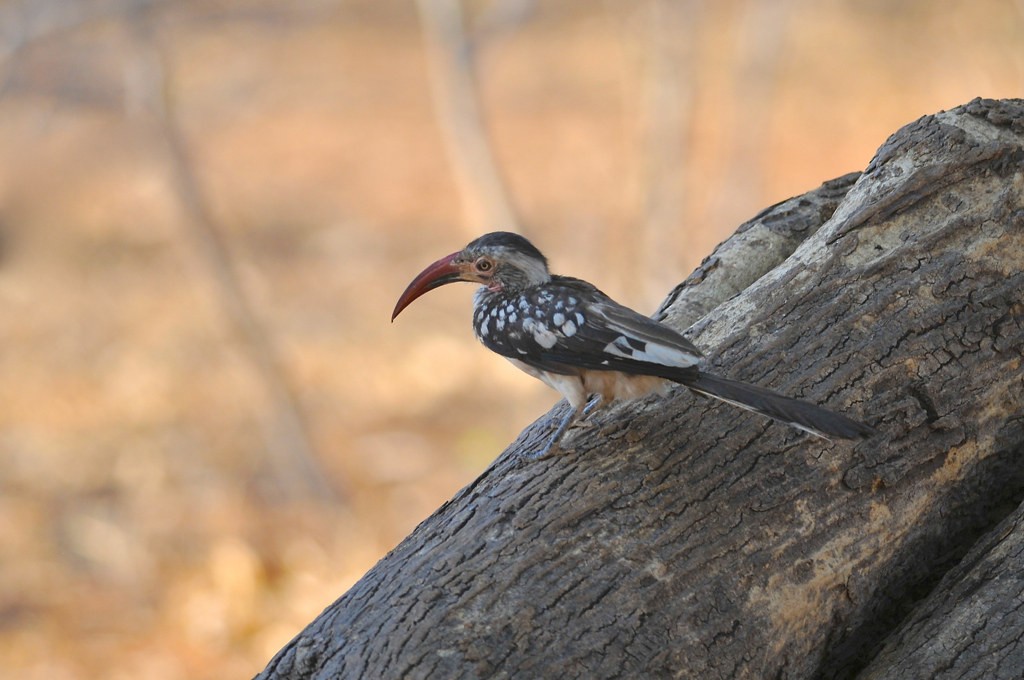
[391,252,465,321]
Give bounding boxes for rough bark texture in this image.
[258,98,1024,679]
[859,501,1024,680]
[653,170,862,328]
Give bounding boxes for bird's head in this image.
[392,232,550,320]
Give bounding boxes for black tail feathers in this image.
[684,372,875,440]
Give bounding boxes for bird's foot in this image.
[521,397,602,460]
[522,438,561,460]
[581,395,602,417]
[521,405,579,460]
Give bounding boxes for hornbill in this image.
[392,231,874,457]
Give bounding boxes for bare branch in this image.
[134,24,338,502]
[416,0,520,235]
[636,0,701,301]
[711,0,793,231]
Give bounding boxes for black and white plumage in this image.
[393,231,875,457]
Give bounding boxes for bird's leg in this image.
[526,395,603,460]
[581,395,603,418]
[528,406,578,459]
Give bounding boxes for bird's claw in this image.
[520,406,577,460]
[522,440,561,460]
[521,396,605,459]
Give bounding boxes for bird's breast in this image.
[472,288,586,353]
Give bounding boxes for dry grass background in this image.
[0,0,1020,677]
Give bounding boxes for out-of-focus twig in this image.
[473,0,536,45]
[416,0,520,234]
[712,0,792,232]
[636,0,700,301]
[0,0,166,97]
[1016,0,1024,90]
[136,28,337,503]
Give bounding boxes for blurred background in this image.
[0,0,1020,677]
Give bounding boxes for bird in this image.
[392,231,875,458]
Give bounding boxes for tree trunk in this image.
[859,500,1024,680]
[257,97,1024,679]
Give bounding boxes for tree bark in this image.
[859,500,1024,680]
[257,97,1024,679]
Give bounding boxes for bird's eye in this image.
[475,257,494,272]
